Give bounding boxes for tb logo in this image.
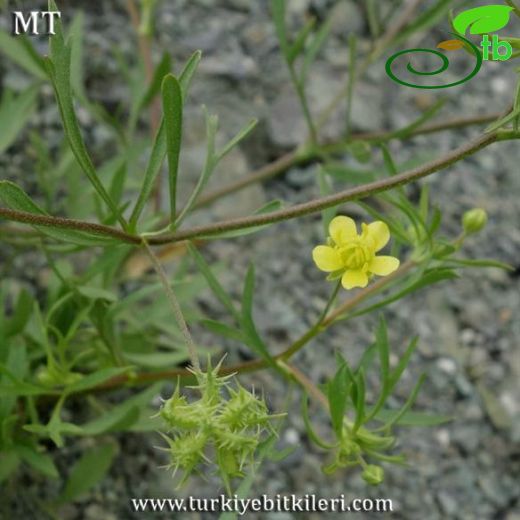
[386,5,517,89]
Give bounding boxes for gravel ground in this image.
[1,1,519,519]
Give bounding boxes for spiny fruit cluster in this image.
[158,360,281,488]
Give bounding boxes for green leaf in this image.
[384,374,426,429]
[394,0,453,44]
[80,384,162,435]
[485,105,520,133]
[373,409,452,427]
[271,0,289,59]
[200,319,244,342]
[5,289,33,338]
[453,5,513,35]
[139,52,172,110]
[240,265,275,365]
[188,243,240,320]
[57,442,118,503]
[82,407,141,436]
[345,33,357,137]
[44,9,125,228]
[327,354,353,437]
[173,108,218,226]
[380,143,398,175]
[1,343,29,416]
[352,369,366,432]
[178,50,202,100]
[69,12,86,101]
[77,286,118,302]
[162,74,183,221]
[428,207,442,236]
[24,419,83,448]
[216,118,258,161]
[0,181,117,246]
[108,160,128,210]
[124,351,188,368]
[300,17,332,81]
[301,395,335,449]
[0,86,39,154]
[356,342,378,374]
[346,269,459,320]
[419,184,430,222]
[129,120,166,229]
[0,373,53,397]
[65,367,131,394]
[0,451,19,483]
[373,318,390,411]
[287,17,316,64]
[0,30,47,79]
[322,164,376,183]
[388,337,419,392]
[366,0,380,38]
[15,444,59,479]
[446,258,513,270]
[385,99,446,141]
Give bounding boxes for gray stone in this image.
[437,491,458,516]
[329,1,364,37]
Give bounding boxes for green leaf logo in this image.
[453,5,514,35]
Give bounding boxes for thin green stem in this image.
[318,280,342,323]
[141,239,200,372]
[345,34,358,138]
[505,0,520,18]
[289,65,318,144]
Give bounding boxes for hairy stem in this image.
[2,130,511,246]
[142,239,200,372]
[149,131,499,244]
[186,112,502,211]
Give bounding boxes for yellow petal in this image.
[329,216,357,246]
[312,246,344,272]
[369,256,400,276]
[341,269,368,289]
[366,221,390,251]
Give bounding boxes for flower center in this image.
[339,242,373,270]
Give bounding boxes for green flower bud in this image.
[362,464,384,485]
[462,208,487,234]
[337,437,361,466]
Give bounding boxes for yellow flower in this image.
[312,216,400,290]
